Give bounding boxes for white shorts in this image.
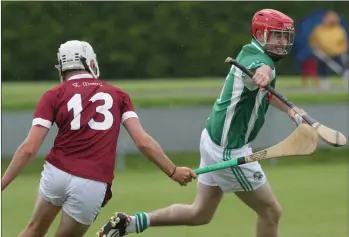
[39,162,108,225]
[198,129,267,193]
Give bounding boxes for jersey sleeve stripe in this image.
[32,118,52,129]
[247,61,265,70]
[121,111,138,123]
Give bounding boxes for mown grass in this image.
[3,76,348,111]
[2,148,348,237]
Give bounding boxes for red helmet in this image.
[251,9,295,60]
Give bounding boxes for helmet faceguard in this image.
[55,40,100,82]
[251,9,295,61]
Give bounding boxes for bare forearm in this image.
[270,96,289,113]
[138,135,176,176]
[2,145,35,190]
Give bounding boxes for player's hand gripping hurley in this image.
[225,57,347,148]
[194,123,318,175]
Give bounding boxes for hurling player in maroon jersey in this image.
[1,40,197,237]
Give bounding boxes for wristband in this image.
[169,166,177,177]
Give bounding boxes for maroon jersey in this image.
[32,73,138,184]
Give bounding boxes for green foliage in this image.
[2,2,349,81]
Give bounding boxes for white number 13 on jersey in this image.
[67,92,114,131]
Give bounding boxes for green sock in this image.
[134,212,150,233]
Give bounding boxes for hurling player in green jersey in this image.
[98,9,304,237]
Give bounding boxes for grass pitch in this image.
[2,149,348,237]
[3,76,348,111]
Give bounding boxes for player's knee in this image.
[190,204,214,226]
[195,216,212,225]
[260,199,282,224]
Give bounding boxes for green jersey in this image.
[206,39,276,149]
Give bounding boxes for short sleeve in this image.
[120,92,138,124]
[240,54,274,72]
[237,54,275,90]
[32,90,56,129]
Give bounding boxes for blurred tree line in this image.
[2,1,348,81]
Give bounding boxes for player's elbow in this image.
[19,142,38,158]
[135,133,153,151]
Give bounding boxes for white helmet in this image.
[55,40,100,81]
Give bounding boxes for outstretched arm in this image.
[123,117,196,185]
[120,91,196,185]
[269,95,305,125]
[2,88,55,191]
[2,126,49,191]
[269,95,289,113]
[123,117,176,176]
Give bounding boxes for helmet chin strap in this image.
[252,31,267,47]
[79,56,98,78]
[253,38,285,62]
[266,50,285,62]
[262,30,268,46]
